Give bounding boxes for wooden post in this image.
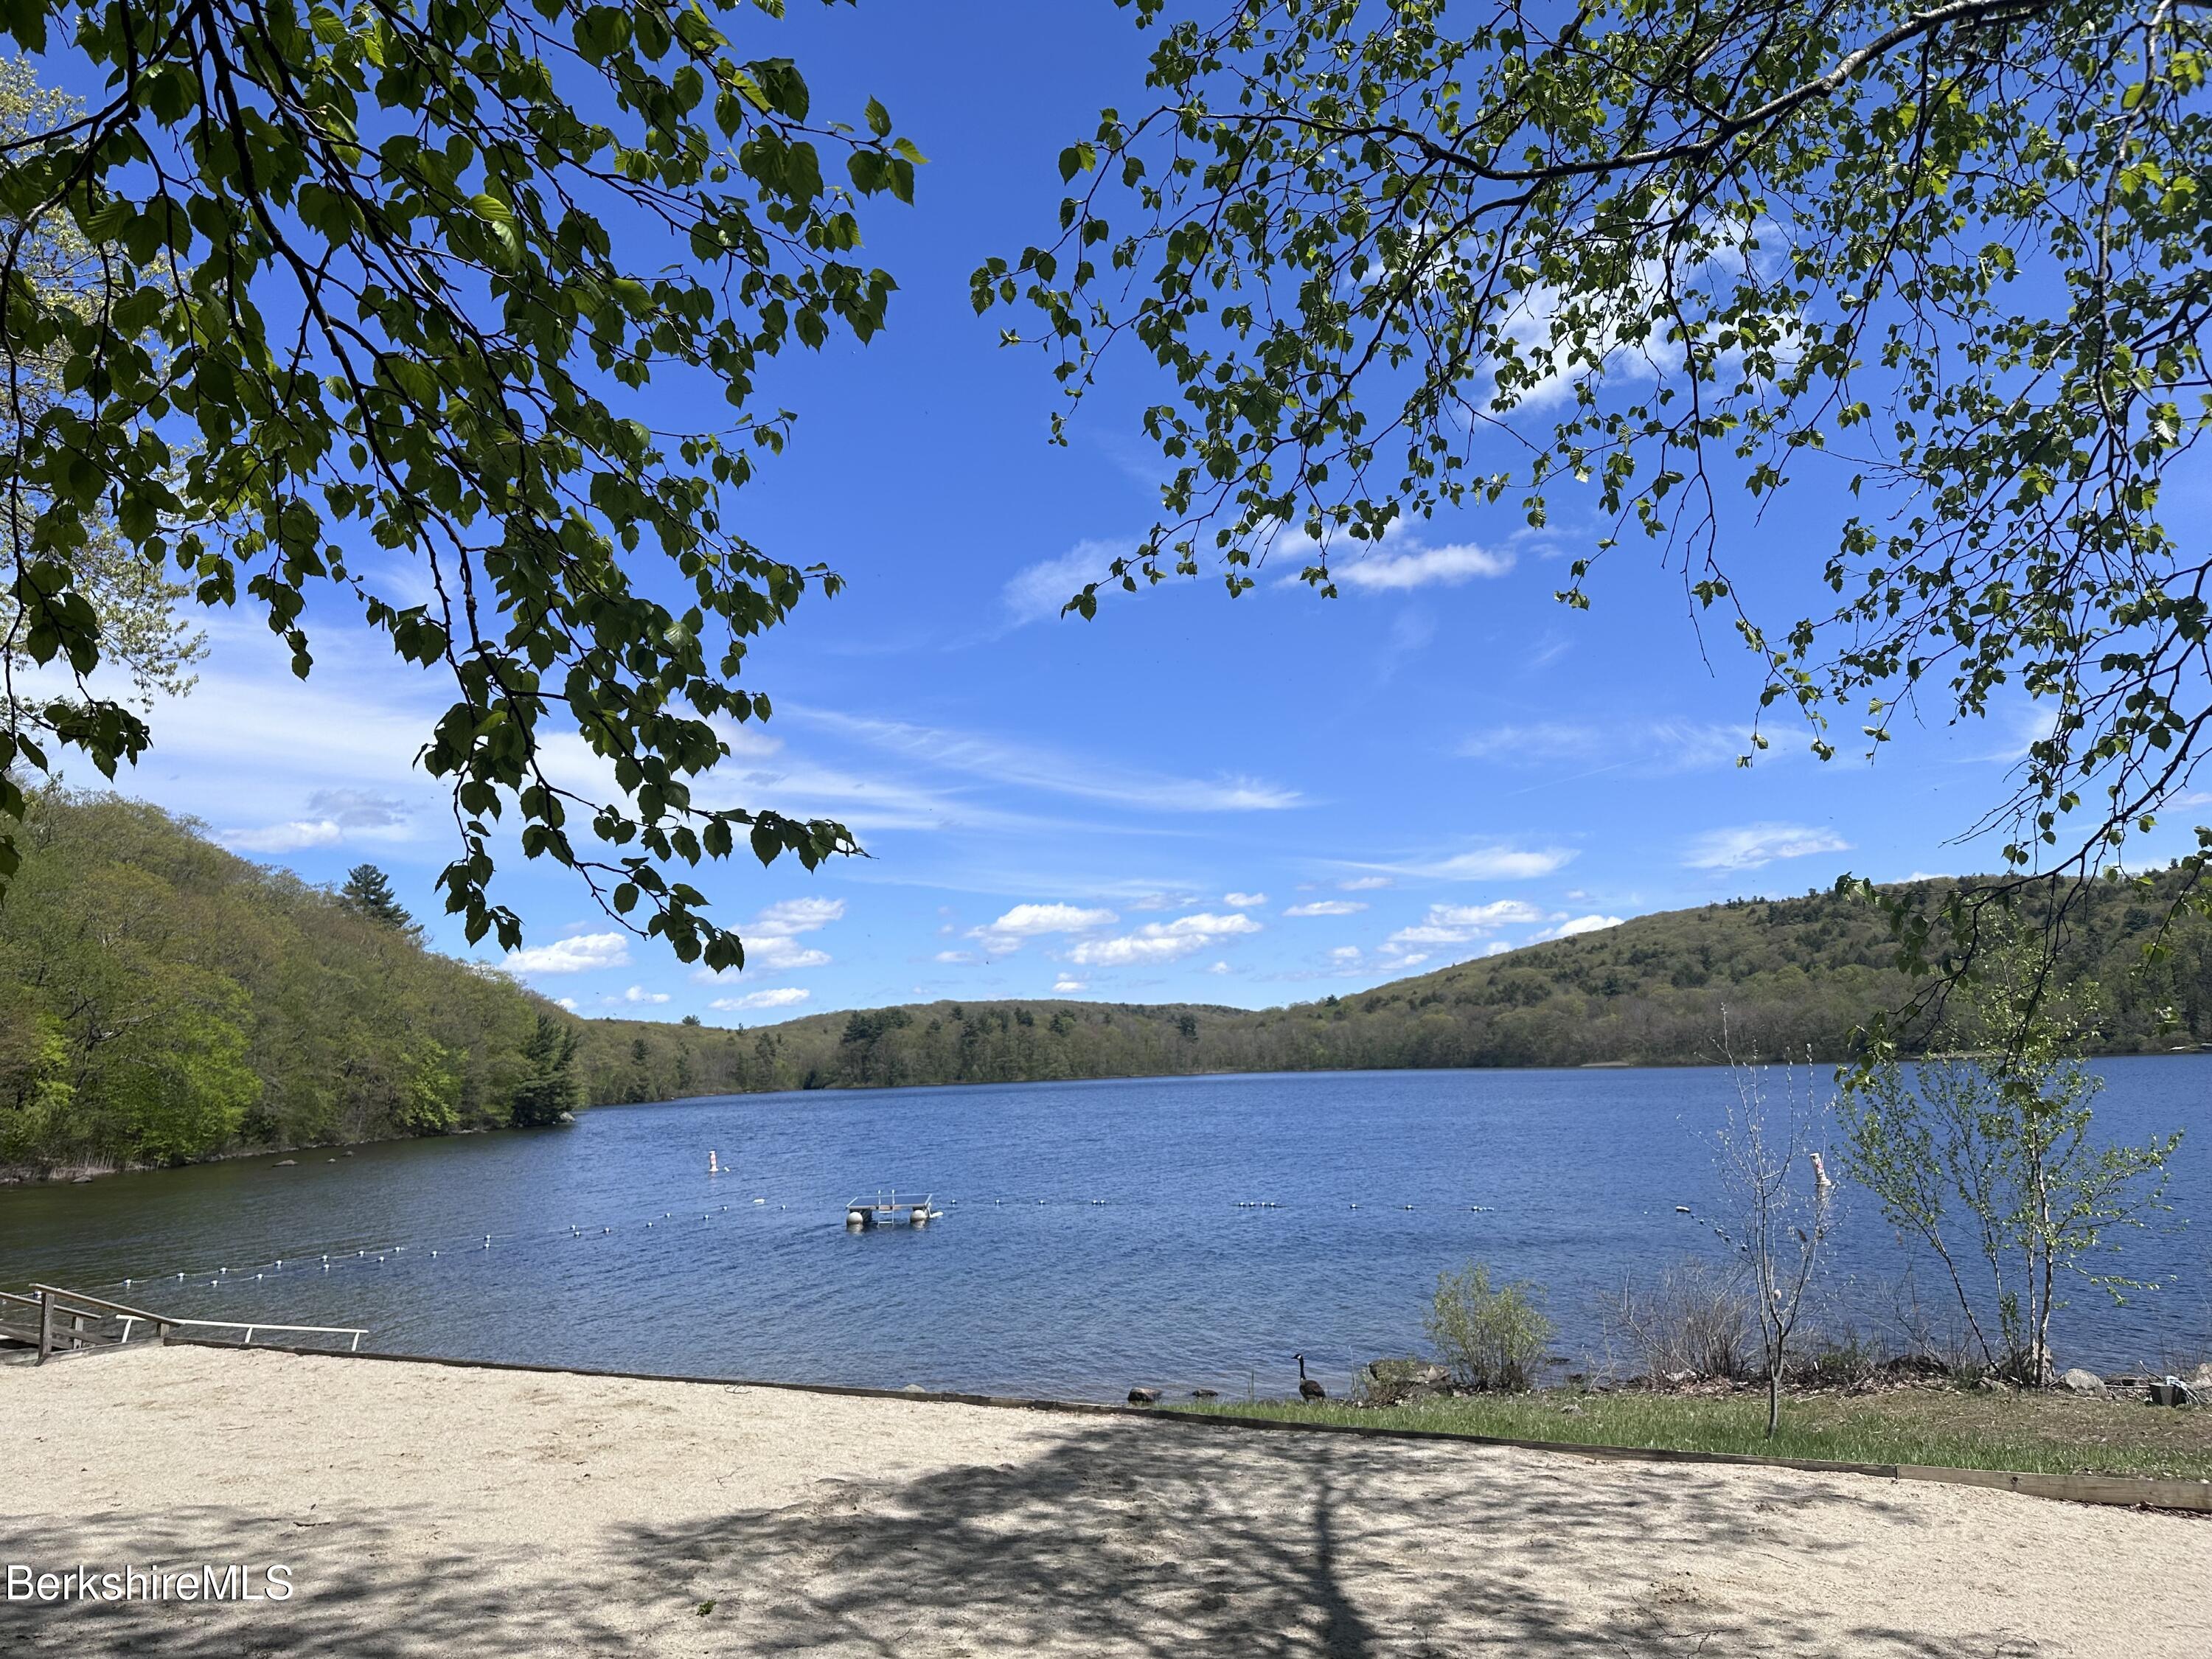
[36,1289,53,1365]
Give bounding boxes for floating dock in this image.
[845,1194,940,1228]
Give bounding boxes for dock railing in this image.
[1,1284,367,1364]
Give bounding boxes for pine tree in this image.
[340,864,414,932]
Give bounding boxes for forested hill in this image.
[0,793,582,1177]
[12,792,2211,1178]
[576,872,2212,1104]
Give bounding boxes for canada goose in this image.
[1296,1353,1326,1402]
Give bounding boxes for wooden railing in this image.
[1,1284,366,1365]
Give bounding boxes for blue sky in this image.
[79,4,2138,1023]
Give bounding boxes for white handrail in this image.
[163,1316,368,1351]
[19,1286,366,1352]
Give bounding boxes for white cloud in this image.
[504,931,632,975]
[226,786,417,853]
[689,895,844,980]
[1066,911,1262,967]
[620,985,671,1005]
[1388,923,1477,947]
[752,897,846,936]
[1223,891,1267,907]
[1431,900,1548,929]
[712,987,811,1012]
[789,707,1301,813]
[1385,900,1547,949]
[744,936,832,973]
[1684,823,1851,872]
[1390,953,1430,971]
[1380,846,1577,880]
[1535,914,1625,941]
[1459,719,1750,773]
[554,996,579,1012]
[1208,960,1233,975]
[1329,539,1513,591]
[1481,941,1513,958]
[983,902,1119,936]
[935,950,978,964]
[967,901,1121,956]
[1284,900,1368,918]
[1339,876,1392,891]
[223,818,346,853]
[1051,977,1087,994]
[1329,945,1363,963]
[1003,540,1124,625]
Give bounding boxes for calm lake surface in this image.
[4,1062,2208,1399]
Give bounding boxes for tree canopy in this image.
[0,1,920,970]
[980,0,2212,948]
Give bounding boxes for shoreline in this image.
[14,1048,2208,1189]
[6,1343,2208,1655]
[155,1336,2212,1509]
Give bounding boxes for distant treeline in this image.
[0,793,580,1176]
[577,871,2212,1103]
[13,791,2212,1176]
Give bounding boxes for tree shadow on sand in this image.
[2,1416,2041,1657]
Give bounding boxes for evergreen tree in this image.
[340,865,414,933]
[510,1014,580,1129]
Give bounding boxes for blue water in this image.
[4,1062,2207,1398]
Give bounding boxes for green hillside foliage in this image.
[577,873,2212,1103]
[0,793,573,1174]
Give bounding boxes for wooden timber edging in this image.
[160,1336,2212,1514]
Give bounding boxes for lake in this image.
[4,1062,2207,1399]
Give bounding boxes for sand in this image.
[2,1345,2207,1656]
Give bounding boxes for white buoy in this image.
[709,1149,720,1174]
[431,1251,438,1258]
[484,1235,491,1248]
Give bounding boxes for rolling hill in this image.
[574,872,2212,1104]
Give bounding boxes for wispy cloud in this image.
[1683,822,1851,872]
[693,896,846,978]
[1329,538,1513,591]
[753,897,846,936]
[745,936,832,973]
[619,985,670,1005]
[504,931,631,975]
[1003,540,1126,625]
[1223,890,1267,907]
[787,708,1301,814]
[1051,976,1087,994]
[1385,900,1547,949]
[1373,846,1577,881]
[1460,718,1754,774]
[220,787,416,854]
[1532,914,1624,941]
[712,987,810,1012]
[1284,900,1368,918]
[1339,876,1392,891]
[1066,911,1262,967]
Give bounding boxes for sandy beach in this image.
[3,1344,2208,1656]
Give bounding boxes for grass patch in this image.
[1166,1387,2212,1481]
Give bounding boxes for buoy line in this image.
[94,1182,1509,1298]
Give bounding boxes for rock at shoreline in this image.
[274,1159,297,1168]
[1190,1388,1220,1399]
[2059,1368,2107,1396]
[1127,1387,1162,1405]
